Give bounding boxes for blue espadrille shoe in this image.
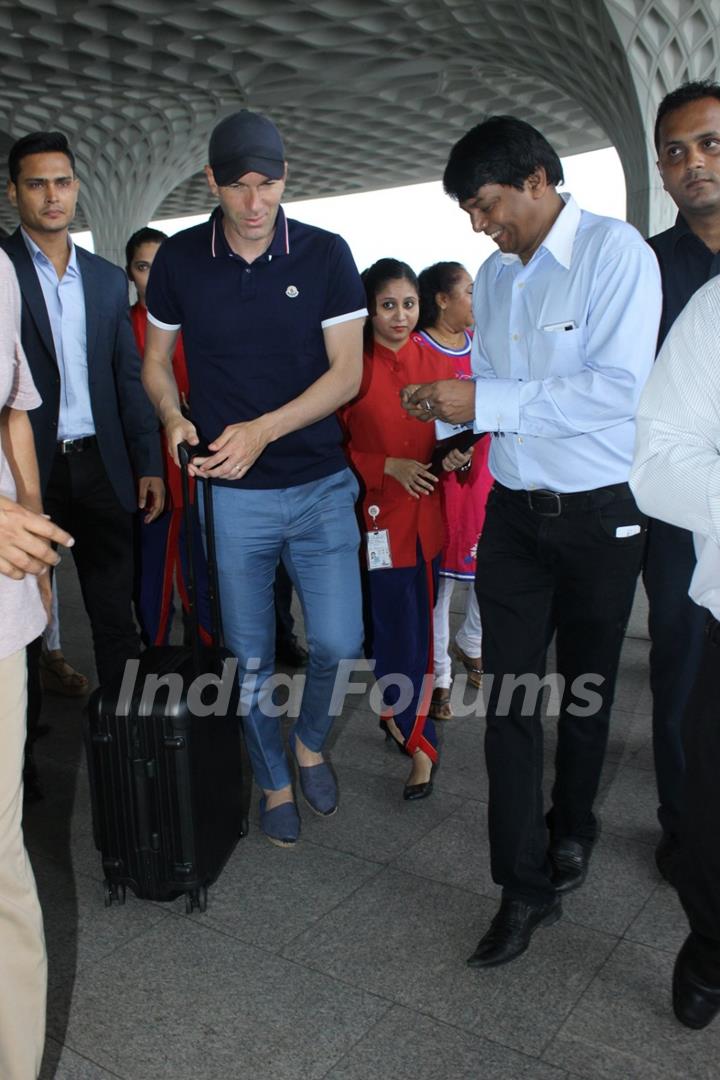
[259,797,300,847]
[288,730,338,816]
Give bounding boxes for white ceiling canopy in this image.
[0,1,717,259]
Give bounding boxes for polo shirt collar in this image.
[21,227,79,273]
[209,204,290,260]
[669,212,702,249]
[498,191,580,272]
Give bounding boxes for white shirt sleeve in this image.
[630,277,720,544]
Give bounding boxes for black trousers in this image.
[678,615,720,968]
[476,483,645,905]
[643,518,706,840]
[43,443,140,686]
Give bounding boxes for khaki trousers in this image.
[0,648,46,1080]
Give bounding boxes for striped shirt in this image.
[631,275,720,619]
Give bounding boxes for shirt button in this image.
[517,437,524,444]
[517,282,524,290]
[245,268,251,274]
[512,333,519,341]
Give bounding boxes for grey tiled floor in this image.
[28,565,720,1080]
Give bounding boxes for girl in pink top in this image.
[417,262,494,720]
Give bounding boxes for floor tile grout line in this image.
[43,1034,129,1080]
[32,807,665,948]
[349,850,659,944]
[618,878,684,955]
[315,998,577,1079]
[45,912,176,1005]
[536,937,626,1061]
[315,1001,397,1080]
[277,861,389,953]
[535,932,630,1065]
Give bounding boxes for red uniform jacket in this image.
[131,302,189,509]
[341,334,455,568]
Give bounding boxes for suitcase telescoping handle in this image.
[177,442,226,670]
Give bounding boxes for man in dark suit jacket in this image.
[3,130,163,686]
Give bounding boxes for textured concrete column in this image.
[606,0,720,236]
[69,99,224,265]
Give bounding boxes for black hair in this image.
[8,131,75,184]
[125,226,168,270]
[654,79,720,151]
[443,115,563,203]
[417,261,467,329]
[360,258,418,347]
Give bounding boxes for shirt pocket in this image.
[533,324,586,378]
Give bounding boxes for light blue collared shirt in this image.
[22,228,93,440]
[469,194,662,492]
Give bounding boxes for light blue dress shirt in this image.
[22,229,93,440]
[470,194,662,493]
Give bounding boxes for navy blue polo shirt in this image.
[146,206,366,489]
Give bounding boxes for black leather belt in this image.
[56,435,97,455]
[495,481,631,517]
[707,614,720,646]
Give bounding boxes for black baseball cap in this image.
[208,110,285,185]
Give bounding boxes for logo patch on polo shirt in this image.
[285,285,299,298]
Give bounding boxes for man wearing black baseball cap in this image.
[142,110,367,848]
[208,110,286,184]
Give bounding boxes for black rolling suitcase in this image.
[85,443,250,913]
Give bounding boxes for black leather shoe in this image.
[403,779,433,801]
[466,896,562,968]
[549,838,591,894]
[673,935,720,1030]
[655,833,680,888]
[275,637,309,668]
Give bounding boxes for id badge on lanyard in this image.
[366,504,393,570]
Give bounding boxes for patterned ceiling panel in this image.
[0,0,700,252]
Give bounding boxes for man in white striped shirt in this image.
[631,274,720,1030]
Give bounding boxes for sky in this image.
[74,145,626,276]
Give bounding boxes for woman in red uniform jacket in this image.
[127,227,211,645]
[341,258,466,800]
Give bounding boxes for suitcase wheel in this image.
[185,885,208,915]
[239,815,249,839]
[103,880,127,907]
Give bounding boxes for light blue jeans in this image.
[201,468,363,790]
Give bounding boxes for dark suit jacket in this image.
[2,227,162,513]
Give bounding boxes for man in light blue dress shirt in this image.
[405,116,662,967]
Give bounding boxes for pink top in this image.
[417,330,494,579]
[0,248,46,660]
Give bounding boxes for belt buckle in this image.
[528,489,562,517]
[58,437,83,454]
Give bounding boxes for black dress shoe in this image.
[673,935,720,1030]
[466,896,562,968]
[549,838,591,894]
[275,637,309,668]
[403,779,433,801]
[655,833,680,888]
